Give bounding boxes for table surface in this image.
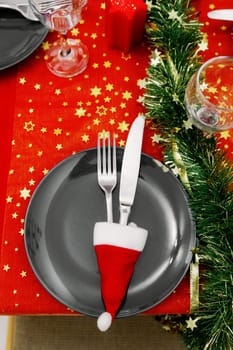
[0,0,232,316]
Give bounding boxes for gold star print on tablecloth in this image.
[0,0,164,314]
[0,0,233,314]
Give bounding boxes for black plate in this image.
[0,9,48,70]
[24,148,196,317]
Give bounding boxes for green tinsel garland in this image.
[143,0,233,349]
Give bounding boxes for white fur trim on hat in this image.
[93,222,148,252]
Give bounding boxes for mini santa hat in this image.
[94,222,148,331]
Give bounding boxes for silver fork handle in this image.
[106,192,113,223]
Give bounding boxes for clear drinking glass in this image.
[185,56,233,133]
[29,0,89,78]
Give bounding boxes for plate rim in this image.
[0,9,49,70]
[24,148,196,316]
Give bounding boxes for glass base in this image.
[46,38,88,78]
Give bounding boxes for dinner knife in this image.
[207,9,233,21]
[119,114,145,225]
[0,0,39,21]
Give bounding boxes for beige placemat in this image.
[10,315,186,350]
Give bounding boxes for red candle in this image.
[106,0,147,53]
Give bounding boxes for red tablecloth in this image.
[0,0,232,315]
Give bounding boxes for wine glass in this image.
[29,0,89,78]
[185,56,233,133]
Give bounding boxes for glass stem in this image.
[60,32,71,57]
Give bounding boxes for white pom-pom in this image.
[97,312,112,332]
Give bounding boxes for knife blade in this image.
[207,9,233,21]
[119,114,145,225]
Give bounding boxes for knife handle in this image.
[119,204,131,225]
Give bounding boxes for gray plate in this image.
[24,148,196,317]
[0,9,48,70]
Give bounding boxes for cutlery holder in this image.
[93,222,148,331]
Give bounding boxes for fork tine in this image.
[112,133,116,175]
[97,133,101,176]
[102,134,106,174]
[107,133,111,174]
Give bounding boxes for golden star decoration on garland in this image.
[0,1,167,318]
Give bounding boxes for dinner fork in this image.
[97,133,117,223]
[31,0,72,13]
